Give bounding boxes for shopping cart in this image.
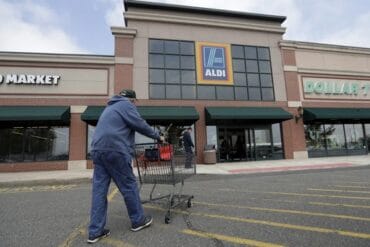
[134,142,196,223]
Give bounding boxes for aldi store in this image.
[1,0,370,172]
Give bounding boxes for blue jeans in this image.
[88,150,144,237]
[185,148,193,168]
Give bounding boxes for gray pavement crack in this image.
[182,211,224,247]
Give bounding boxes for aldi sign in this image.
[196,42,233,85]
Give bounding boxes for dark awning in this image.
[81,106,105,124]
[304,108,370,122]
[0,106,70,126]
[81,106,199,125]
[206,107,292,124]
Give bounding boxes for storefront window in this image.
[87,125,95,159]
[305,124,326,151]
[136,124,195,154]
[206,126,217,149]
[0,126,69,163]
[305,123,367,157]
[364,124,370,151]
[325,124,346,150]
[254,128,272,160]
[345,124,365,149]
[272,123,282,153]
[148,39,275,101]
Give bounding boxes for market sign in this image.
[303,77,370,100]
[0,74,60,85]
[195,42,233,85]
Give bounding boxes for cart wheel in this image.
[165,212,171,224]
[187,199,192,208]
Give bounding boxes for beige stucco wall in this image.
[128,20,287,101]
[295,50,370,75]
[0,66,110,96]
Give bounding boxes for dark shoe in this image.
[131,216,153,232]
[87,229,110,244]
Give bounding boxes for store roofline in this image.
[0,51,115,64]
[124,0,286,24]
[0,51,114,58]
[280,40,370,54]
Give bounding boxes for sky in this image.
[0,0,370,55]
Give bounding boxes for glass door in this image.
[254,128,272,160]
[245,128,255,161]
[217,126,275,162]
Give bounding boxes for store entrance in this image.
[218,126,276,162]
[219,127,257,161]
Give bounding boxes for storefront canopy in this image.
[304,108,370,122]
[205,107,292,124]
[81,106,199,125]
[0,106,70,125]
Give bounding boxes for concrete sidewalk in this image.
[0,155,369,186]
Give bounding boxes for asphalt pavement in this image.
[1,166,370,246]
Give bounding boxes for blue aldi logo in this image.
[196,42,233,85]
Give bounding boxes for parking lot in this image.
[1,166,370,246]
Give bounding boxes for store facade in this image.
[280,40,370,158]
[0,53,115,171]
[2,0,370,172]
[121,0,294,163]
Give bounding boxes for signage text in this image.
[0,74,60,85]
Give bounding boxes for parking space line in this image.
[58,187,119,247]
[220,196,370,210]
[333,185,370,189]
[238,197,370,210]
[348,182,370,185]
[219,188,370,200]
[308,188,370,194]
[195,201,370,222]
[182,229,284,247]
[309,201,370,209]
[144,205,370,240]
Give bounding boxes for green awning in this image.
[81,106,105,123]
[304,108,370,122]
[206,107,292,124]
[81,106,199,125]
[0,106,70,124]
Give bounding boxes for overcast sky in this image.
[0,0,369,55]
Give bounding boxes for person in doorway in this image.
[87,89,164,244]
[183,127,194,168]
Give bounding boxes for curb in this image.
[0,177,92,187]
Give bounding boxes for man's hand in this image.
[159,136,165,143]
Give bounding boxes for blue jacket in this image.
[91,95,160,156]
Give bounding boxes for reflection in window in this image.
[0,126,69,163]
[364,124,370,152]
[87,125,95,159]
[325,124,346,150]
[206,126,217,149]
[272,123,282,153]
[254,128,272,160]
[305,124,326,150]
[345,124,365,149]
[149,39,195,100]
[135,124,195,154]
